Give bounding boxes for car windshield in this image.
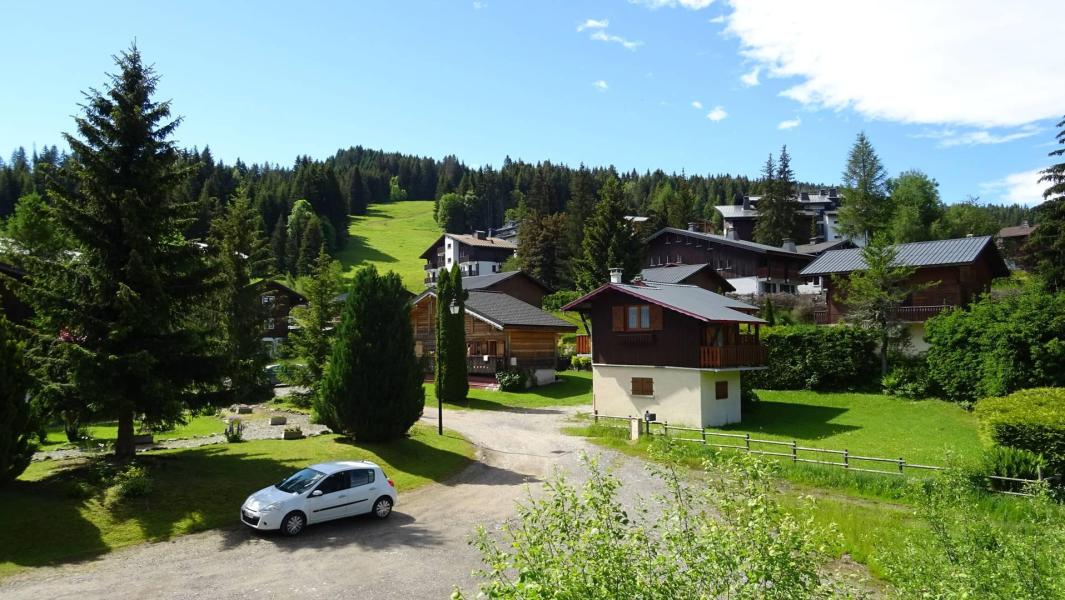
[275,468,325,494]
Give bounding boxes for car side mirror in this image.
[310,489,323,497]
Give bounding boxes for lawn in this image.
[425,371,592,411]
[0,423,473,578]
[38,414,227,450]
[335,200,440,291]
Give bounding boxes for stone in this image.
[270,415,287,426]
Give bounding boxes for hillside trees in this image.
[21,45,222,458]
[572,177,643,291]
[887,170,943,243]
[518,210,570,289]
[931,198,998,239]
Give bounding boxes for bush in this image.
[542,290,582,312]
[108,465,154,501]
[744,325,879,391]
[975,387,1065,476]
[979,447,1047,492]
[925,287,1065,402]
[224,419,245,443]
[882,354,935,399]
[569,355,591,371]
[496,369,526,392]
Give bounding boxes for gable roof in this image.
[562,281,765,324]
[453,270,553,293]
[646,227,813,258]
[254,280,307,303]
[998,223,1037,238]
[800,236,1009,277]
[795,238,856,255]
[639,263,736,292]
[419,233,516,258]
[413,290,575,331]
[713,205,760,220]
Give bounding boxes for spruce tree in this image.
[565,165,595,258]
[1031,116,1065,292]
[298,213,325,276]
[435,266,468,405]
[210,191,272,406]
[518,211,570,289]
[22,45,221,458]
[0,315,34,484]
[269,214,288,274]
[347,166,368,215]
[572,177,643,291]
[315,266,424,441]
[287,248,343,399]
[838,132,891,241]
[754,147,799,246]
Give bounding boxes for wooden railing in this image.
[894,305,950,321]
[699,345,767,368]
[575,334,590,354]
[466,356,504,375]
[813,310,829,324]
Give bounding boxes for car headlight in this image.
[260,502,282,513]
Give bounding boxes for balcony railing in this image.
[894,305,951,322]
[700,345,768,368]
[813,310,829,325]
[467,356,504,375]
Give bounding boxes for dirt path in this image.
[1,407,657,600]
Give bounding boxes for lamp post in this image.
[438,298,460,435]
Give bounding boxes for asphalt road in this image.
[0,406,658,600]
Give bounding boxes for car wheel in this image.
[372,496,393,519]
[281,511,306,536]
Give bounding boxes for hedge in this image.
[745,325,879,391]
[975,387,1065,476]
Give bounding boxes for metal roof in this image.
[795,238,855,256]
[563,282,764,324]
[800,236,1003,276]
[639,263,737,292]
[647,227,813,258]
[413,290,575,330]
[419,233,516,258]
[456,271,552,292]
[998,223,1037,238]
[713,205,759,220]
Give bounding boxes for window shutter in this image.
[612,306,625,331]
[649,304,663,330]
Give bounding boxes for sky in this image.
[1,0,1062,205]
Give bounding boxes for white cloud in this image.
[631,0,715,9]
[912,125,1042,148]
[472,1,485,9]
[691,100,703,109]
[708,15,726,23]
[778,117,801,130]
[739,66,760,87]
[726,0,1065,128]
[979,168,1048,205]
[577,18,608,32]
[706,106,728,121]
[593,80,609,91]
[590,29,643,50]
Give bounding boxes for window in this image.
[631,377,654,396]
[261,295,275,305]
[315,471,350,495]
[627,305,651,330]
[612,304,662,332]
[715,380,729,400]
[348,469,374,487]
[263,318,275,330]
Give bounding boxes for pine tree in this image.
[298,213,325,276]
[0,315,34,484]
[210,191,272,406]
[1030,116,1065,292]
[435,266,468,405]
[762,297,777,326]
[572,178,643,291]
[838,132,891,241]
[754,147,799,246]
[315,265,424,441]
[269,214,288,274]
[287,249,343,398]
[22,45,221,458]
[347,166,368,215]
[517,211,570,289]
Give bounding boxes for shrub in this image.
[496,369,526,392]
[979,447,1047,492]
[744,325,879,391]
[224,419,245,443]
[542,290,582,312]
[925,287,1065,402]
[569,355,591,371]
[109,465,154,501]
[882,354,935,399]
[975,387,1065,476]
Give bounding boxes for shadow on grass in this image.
[334,232,399,267]
[717,400,859,440]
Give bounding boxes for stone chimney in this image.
[474,230,487,240]
[781,237,797,253]
[726,229,738,240]
[609,268,623,284]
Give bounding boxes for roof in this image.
[452,270,553,293]
[998,223,1037,238]
[800,236,1009,277]
[714,205,760,220]
[647,227,813,258]
[639,263,736,292]
[309,460,380,475]
[255,280,307,302]
[419,233,516,258]
[562,281,765,324]
[413,290,576,331]
[795,238,855,255]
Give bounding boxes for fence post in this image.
[791,441,797,463]
[701,428,706,445]
[843,449,849,469]
[899,457,904,474]
[594,410,598,425]
[1037,464,1042,482]
[745,433,751,453]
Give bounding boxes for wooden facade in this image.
[645,229,811,284]
[257,281,307,339]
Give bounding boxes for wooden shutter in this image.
[715,380,729,400]
[612,306,625,331]
[649,304,663,330]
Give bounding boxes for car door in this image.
[345,468,378,516]
[304,471,353,524]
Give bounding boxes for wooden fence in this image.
[591,412,1054,496]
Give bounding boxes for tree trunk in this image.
[114,408,136,459]
[880,330,889,377]
[63,411,82,442]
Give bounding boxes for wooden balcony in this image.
[813,310,829,325]
[467,356,504,375]
[700,345,767,368]
[894,305,951,322]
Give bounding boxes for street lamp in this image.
[438,298,461,435]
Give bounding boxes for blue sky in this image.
[1,0,1061,205]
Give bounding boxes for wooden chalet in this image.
[420,231,516,286]
[256,280,307,354]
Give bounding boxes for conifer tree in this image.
[572,178,643,291]
[22,45,221,458]
[435,265,469,405]
[1031,116,1065,292]
[286,249,343,400]
[0,315,34,484]
[347,166,368,215]
[754,147,799,246]
[838,132,891,241]
[315,266,424,441]
[298,213,325,276]
[210,191,272,406]
[269,214,288,274]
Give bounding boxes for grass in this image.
[424,371,592,412]
[37,414,228,450]
[0,423,473,578]
[335,200,440,291]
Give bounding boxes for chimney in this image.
[742,195,752,210]
[819,188,827,197]
[781,237,797,253]
[474,230,487,240]
[829,187,838,197]
[810,235,823,245]
[726,229,738,240]
[1022,220,1030,228]
[688,222,698,232]
[609,268,623,284]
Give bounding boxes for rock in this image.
[270,415,287,426]
[283,429,303,440]
[132,433,154,445]
[236,405,253,414]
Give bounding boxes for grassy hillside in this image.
[336,200,440,291]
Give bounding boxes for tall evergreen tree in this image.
[435,265,468,406]
[0,315,34,484]
[517,211,569,289]
[347,166,369,215]
[838,132,891,241]
[286,248,343,400]
[210,191,272,406]
[22,45,221,458]
[269,214,288,274]
[572,178,643,291]
[315,266,424,441]
[754,147,799,246]
[1031,115,1065,292]
[298,213,325,276]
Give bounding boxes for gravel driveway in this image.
[1,406,660,600]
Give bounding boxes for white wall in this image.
[699,370,741,426]
[727,276,760,296]
[592,365,743,428]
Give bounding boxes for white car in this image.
[241,460,397,536]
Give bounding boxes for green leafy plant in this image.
[569,355,591,371]
[542,290,582,312]
[495,369,526,392]
[224,419,244,443]
[881,354,934,399]
[744,325,879,391]
[979,446,1047,492]
[975,387,1065,476]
